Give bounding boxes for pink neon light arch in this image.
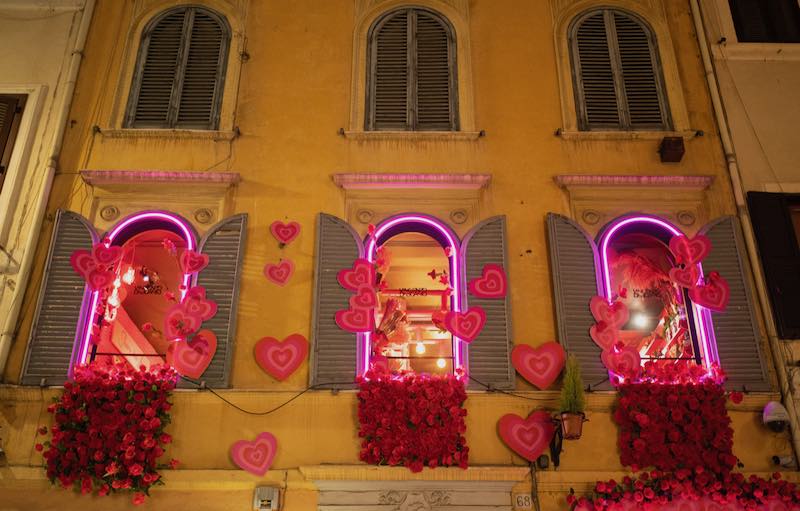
[73,210,197,372]
[360,213,464,377]
[596,214,719,369]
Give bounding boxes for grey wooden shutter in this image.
[21,210,96,386]
[415,10,458,131]
[194,214,247,388]
[310,214,363,388]
[700,216,770,391]
[126,7,229,129]
[462,216,513,390]
[369,10,409,130]
[546,213,610,390]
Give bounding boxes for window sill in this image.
[557,129,698,141]
[717,42,800,61]
[98,128,237,141]
[342,130,483,141]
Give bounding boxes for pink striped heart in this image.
[270,221,301,245]
[497,411,555,462]
[230,432,277,476]
[444,307,486,343]
[254,334,308,381]
[511,342,566,390]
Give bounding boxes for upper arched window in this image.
[366,7,459,131]
[125,6,231,129]
[569,9,670,131]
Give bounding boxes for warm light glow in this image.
[107,293,120,308]
[415,342,426,355]
[122,266,135,285]
[436,358,446,369]
[632,313,650,329]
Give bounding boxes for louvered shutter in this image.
[572,12,621,129]
[700,216,770,391]
[415,10,457,130]
[371,10,409,130]
[21,210,96,385]
[747,192,800,339]
[462,216,513,390]
[310,214,363,388]
[546,213,609,390]
[193,214,247,388]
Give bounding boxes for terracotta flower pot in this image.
[560,412,585,440]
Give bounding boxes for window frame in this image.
[364,6,460,132]
[728,0,800,44]
[568,8,672,132]
[124,5,231,130]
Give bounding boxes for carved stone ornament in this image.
[99,205,120,221]
[676,210,696,226]
[450,208,468,224]
[378,490,452,511]
[356,208,375,224]
[194,208,214,224]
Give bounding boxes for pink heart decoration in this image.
[467,264,507,299]
[669,234,712,265]
[180,249,209,274]
[688,272,730,312]
[349,285,377,309]
[91,243,122,266]
[444,307,486,343]
[168,329,217,379]
[511,342,566,390]
[230,432,278,476]
[70,250,95,278]
[669,265,700,289]
[254,334,309,381]
[589,296,629,328]
[589,321,618,350]
[164,305,203,340]
[264,260,295,286]
[270,221,301,245]
[335,307,374,333]
[337,258,375,291]
[182,286,217,321]
[86,268,114,291]
[601,346,642,379]
[497,411,555,462]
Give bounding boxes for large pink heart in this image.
[164,304,203,340]
[230,432,277,476]
[688,272,730,312]
[589,321,618,351]
[264,260,295,286]
[92,243,122,267]
[254,334,309,381]
[70,249,95,278]
[601,346,641,379]
[444,307,486,343]
[168,329,217,379]
[589,296,629,328]
[669,265,700,289]
[335,307,374,333]
[86,268,114,291]
[349,285,377,309]
[270,221,301,245]
[182,286,217,321]
[468,264,507,299]
[497,411,555,462]
[669,234,712,265]
[511,342,566,390]
[180,249,209,274]
[337,258,375,291]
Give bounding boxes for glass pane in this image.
[790,205,800,251]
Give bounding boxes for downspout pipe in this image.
[689,0,800,463]
[0,0,96,379]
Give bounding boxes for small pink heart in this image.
[468,263,507,299]
[264,260,295,286]
[589,320,618,350]
[589,296,629,328]
[669,234,712,265]
[511,342,566,390]
[180,249,209,274]
[337,259,375,291]
[230,432,277,476]
[70,250,95,278]
[601,346,641,379]
[335,306,374,333]
[444,307,486,343]
[254,334,309,381]
[497,411,555,462]
[688,272,730,312]
[168,329,217,379]
[164,304,203,340]
[270,221,301,245]
[182,286,217,321]
[92,243,122,266]
[350,285,377,309]
[87,268,114,291]
[669,265,700,289]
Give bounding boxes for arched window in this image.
[569,9,670,131]
[125,6,230,129]
[365,7,459,131]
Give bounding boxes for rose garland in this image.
[37,363,179,505]
[357,370,468,472]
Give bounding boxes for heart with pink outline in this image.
[254,334,309,381]
[269,221,301,245]
[337,259,375,291]
[444,307,486,343]
[230,432,277,476]
[467,264,507,299]
[497,411,555,462]
[511,342,566,390]
[180,249,209,274]
[264,260,295,286]
[168,329,217,379]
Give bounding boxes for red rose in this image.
[132,492,146,505]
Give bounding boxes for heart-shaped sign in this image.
[180,249,209,274]
[335,307,374,333]
[669,265,700,289]
[468,264,507,299]
[182,286,217,321]
[264,260,295,286]
[92,243,122,267]
[669,234,712,265]
[688,271,730,312]
[168,329,217,379]
[230,432,277,476]
[254,334,309,381]
[270,221,301,245]
[444,307,486,343]
[589,321,618,351]
[86,268,115,291]
[337,258,375,291]
[164,305,203,340]
[511,342,566,390]
[70,249,95,278]
[497,411,555,462]
[349,285,377,309]
[590,296,629,328]
[601,346,642,379]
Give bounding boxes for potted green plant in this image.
[559,354,586,440]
